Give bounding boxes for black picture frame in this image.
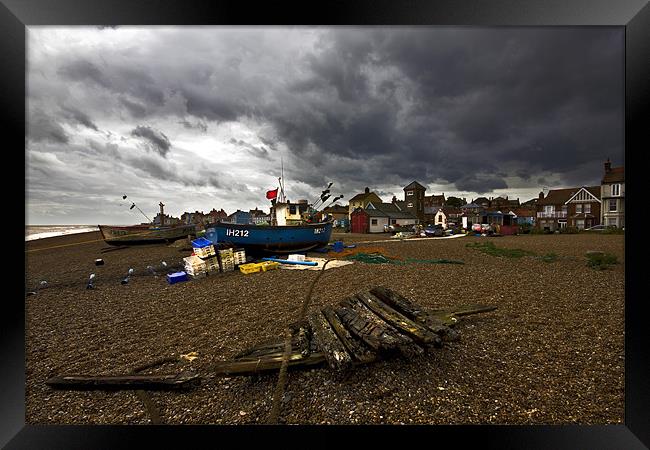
[4,0,648,448]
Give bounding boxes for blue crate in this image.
[191,237,213,248]
[167,271,188,284]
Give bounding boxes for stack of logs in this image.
[213,286,496,375]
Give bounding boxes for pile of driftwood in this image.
[45,286,496,390]
[213,286,496,375]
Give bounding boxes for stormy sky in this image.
[26,27,623,224]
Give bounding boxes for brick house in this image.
[206,208,228,224]
[536,186,601,231]
[403,181,427,222]
[600,159,625,228]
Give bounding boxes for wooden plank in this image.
[46,371,200,390]
[369,286,460,341]
[308,311,353,371]
[322,306,377,364]
[343,296,424,358]
[369,286,425,321]
[213,352,326,376]
[337,297,421,357]
[356,291,442,348]
[335,304,385,351]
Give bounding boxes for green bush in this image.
[466,241,536,258]
[560,226,580,234]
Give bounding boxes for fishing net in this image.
[343,252,464,265]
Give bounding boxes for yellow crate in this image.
[260,261,280,272]
[239,263,262,274]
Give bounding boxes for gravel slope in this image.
[25,232,624,424]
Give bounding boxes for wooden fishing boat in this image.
[207,221,333,253]
[98,223,196,245]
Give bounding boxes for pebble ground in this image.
[25,231,624,425]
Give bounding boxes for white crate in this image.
[194,245,216,258]
[184,255,207,275]
[288,254,305,262]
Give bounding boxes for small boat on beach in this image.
[99,198,195,245]
[98,223,196,246]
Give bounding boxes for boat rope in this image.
[267,259,331,424]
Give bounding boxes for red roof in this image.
[538,186,600,205]
[602,166,624,183]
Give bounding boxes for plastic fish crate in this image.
[167,272,188,284]
[184,256,207,274]
[191,237,213,248]
[260,261,280,272]
[204,256,220,272]
[194,245,216,258]
[239,263,262,274]
[233,248,246,265]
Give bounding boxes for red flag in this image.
[266,188,278,200]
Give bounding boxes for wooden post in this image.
[322,306,377,364]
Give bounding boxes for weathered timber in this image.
[335,304,385,351]
[322,306,377,364]
[308,310,353,371]
[46,370,200,390]
[370,287,461,341]
[296,325,311,357]
[342,296,424,357]
[369,286,426,321]
[356,291,442,348]
[213,352,326,376]
[337,297,418,356]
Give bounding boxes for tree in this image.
[446,196,466,208]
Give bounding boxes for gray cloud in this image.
[27,27,623,224]
[130,125,171,157]
[29,110,69,144]
[62,105,99,131]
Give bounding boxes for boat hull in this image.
[207,222,333,253]
[98,224,196,245]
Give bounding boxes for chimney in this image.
[365,187,370,194]
[538,191,544,200]
[604,158,612,173]
[391,195,397,203]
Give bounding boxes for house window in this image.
[612,184,620,196]
[391,219,396,224]
[544,205,554,214]
[575,204,582,213]
[289,205,296,214]
[437,215,442,223]
[584,203,591,214]
[407,191,414,196]
[576,219,585,229]
[608,199,617,212]
[371,219,378,225]
[407,202,413,208]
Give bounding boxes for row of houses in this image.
[342,159,624,233]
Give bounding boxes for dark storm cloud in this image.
[29,110,69,144]
[62,106,99,131]
[130,125,171,157]
[30,27,623,221]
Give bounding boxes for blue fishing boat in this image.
[206,221,333,253]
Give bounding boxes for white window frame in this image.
[584,203,591,214]
[609,199,617,212]
[371,218,378,225]
[407,202,413,208]
[575,204,582,213]
[611,184,620,196]
[406,191,414,196]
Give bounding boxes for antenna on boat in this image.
[122,195,152,223]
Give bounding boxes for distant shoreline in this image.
[25,225,100,241]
